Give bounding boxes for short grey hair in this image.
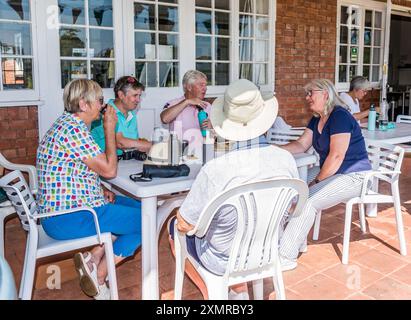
[349,76,370,91]
[304,79,349,117]
[63,79,102,113]
[182,70,207,92]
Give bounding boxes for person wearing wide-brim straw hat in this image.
[166,79,300,300]
[210,78,278,141]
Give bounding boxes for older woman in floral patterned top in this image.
[37,79,141,300]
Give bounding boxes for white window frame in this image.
[124,0,276,104]
[336,0,386,92]
[58,0,117,90]
[194,1,232,87]
[0,0,40,105]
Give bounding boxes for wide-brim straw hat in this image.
[210,79,278,141]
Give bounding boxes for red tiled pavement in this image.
[4,157,411,300]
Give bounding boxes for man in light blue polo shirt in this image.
[91,76,152,155]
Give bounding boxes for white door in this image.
[38,0,125,137]
[382,0,392,101]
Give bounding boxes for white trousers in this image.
[279,166,368,261]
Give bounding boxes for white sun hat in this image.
[210,79,278,141]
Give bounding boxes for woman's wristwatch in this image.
[314,178,321,184]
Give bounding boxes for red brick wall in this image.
[275,0,337,127]
[392,0,411,8]
[0,106,39,165]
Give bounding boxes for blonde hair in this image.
[63,79,102,113]
[304,79,349,117]
[182,70,207,92]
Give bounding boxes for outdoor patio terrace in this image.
[3,156,411,300]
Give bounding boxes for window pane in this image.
[61,60,87,88]
[240,63,252,81]
[215,37,229,61]
[215,0,229,10]
[350,28,358,45]
[0,22,32,55]
[363,66,370,81]
[215,63,229,85]
[196,10,212,34]
[59,27,86,57]
[196,62,212,85]
[215,12,229,36]
[340,26,348,44]
[256,0,268,15]
[372,66,379,82]
[239,15,253,37]
[91,60,115,88]
[2,57,32,89]
[160,0,177,4]
[159,33,178,60]
[255,64,267,85]
[364,29,372,45]
[339,65,347,83]
[239,0,253,13]
[363,47,370,64]
[159,62,178,87]
[135,62,156,87]
[158,5,178,32]
[374,30,381,46]
[340,6,349,25]
[134,3,155,30]
[255,40,268,62]
[239,39,253,61]
[339,46,347,63]
[350,47,358,63]
[0,0,30,20]
[365,10,372,28]
[89,29,114,58]
[196,36,211,60]
[373,48,380,65]
[351,8,359,26]
[89,0,113,27]
[135,32,156,59]
[196,0,211,8]
[256,16,269,39]
[349,65,357,81]
[375,12,382,28]
[58,0,85,25]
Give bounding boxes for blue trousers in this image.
[41,196,142,257]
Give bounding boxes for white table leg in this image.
[141,196,158,300]
[366,176,378,217]
[297,166,308,183]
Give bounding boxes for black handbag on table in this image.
[130,164,190,182]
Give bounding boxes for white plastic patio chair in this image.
[0,152,37,258]
[312,141,407,264]
[395,115,411,152]
[266,128,305,145]
[0,170,118,300]
[0,255,17,300]
[396,114,411,124]
[174,178,308,300]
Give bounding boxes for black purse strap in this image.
[129,173,152,182]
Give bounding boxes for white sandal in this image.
[74,252,99,297]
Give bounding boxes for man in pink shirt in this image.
[160,70,213,143]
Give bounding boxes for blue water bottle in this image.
[367,104,376,131]
[197,106,208,137]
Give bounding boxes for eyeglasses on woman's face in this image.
[305,89,324,97]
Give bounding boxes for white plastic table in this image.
[361,123,411,144]
[106,152,316,300]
